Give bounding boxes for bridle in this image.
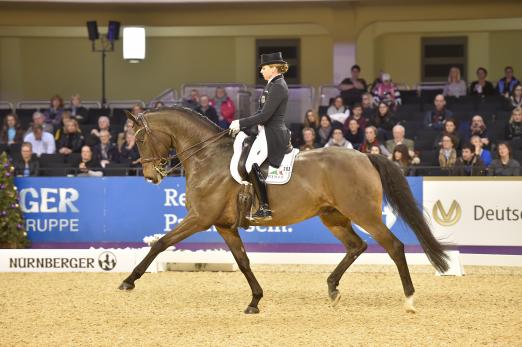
[134,112,229,178]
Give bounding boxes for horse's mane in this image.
[144,105,224,133]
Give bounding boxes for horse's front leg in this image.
[216,226,263,314]
[119,214,209,290]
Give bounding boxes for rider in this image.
[229,52,291,221]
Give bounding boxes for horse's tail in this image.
[367,154,449,273]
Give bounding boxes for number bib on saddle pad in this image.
[230,130,299,185]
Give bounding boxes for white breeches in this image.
[245,125,268,173]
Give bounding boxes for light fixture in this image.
[123,27,146,63]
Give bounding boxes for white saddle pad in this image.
[230,131,299,185]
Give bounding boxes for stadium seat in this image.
[104,163,129,176]
[39,153,65,165]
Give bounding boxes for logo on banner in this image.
[98,251,117,271]
[433,200,461,226]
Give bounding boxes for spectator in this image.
[339,64,368,106]
[68,94,88,124]
[488,142,520,176]
[153,100,165,108]
[369,145,382,155]
[344,118,364,150]
[344,103,368,131]
[470,67,496,97]
[195,95,219,126]
[25,111,53,135]
[425,94,454,130]
[325,127,353,149]
[470,135,492,166]
[371,102,397,140]
[303,110,320,133]
[300,127,318,151]
[327,96,350,125]
[497,66,519,97]
[361,92,375,119]
[509,84,522,109]
[117,118,135,149]
[372,73,402,110]
[505,107,522,141]
[434,118,461,150]
[92,129,119,168]
[57,119,84,156]
[443,66,467,98]
[385,124,415,155]
[360,126,390,156]
[88,116,116,146]
[210,87,235,125]
[43,94,64,131]
[76,145,102,177]
[53,111,73,144]
[438,135,457,170]
[13,142,39,177]
[0,113,24,145]
[453,143,486,176]
[317,115,333,147]
[465,115,491,149]
[119,131,141,167]
[392,144,416,176]
[182,89,200,110]
[23,124,55,157]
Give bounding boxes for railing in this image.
[106,100,145,109]
[148,88,180,108]
[0,101,14,110]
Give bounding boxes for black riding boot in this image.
[249,163,272,221]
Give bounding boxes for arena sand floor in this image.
[1,265,521,346]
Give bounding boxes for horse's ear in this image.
[125,110,140,127]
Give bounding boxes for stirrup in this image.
[248,206,272,221]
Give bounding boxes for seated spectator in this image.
[182,89,200,110]
[361,92,375,119]
[88,116,117,146]
[385,124,415,155]
[371,102,397,140]
[339,64,368,106]
[195,95,219,126]
[470,67,496,97]
[465,115,491,149]
[497,66,519,97]
[76,145,102,177]
[425,94,454,130]
[443,66,467,98]
[119,131,141,167]
[505,107,522,141]
[344,119,364,150]
[392,144,416,176]
[434,118,461,150]
[372,73,402,110]
[369,145,382,155]
[509,84,522,109]
[68,93,88,124]
[300,127,318,151]
[470,135,492,166]
[438,135,457,170]
[92,129,120,168]
[25,111,53,135]
[13,142,39,177]
[43,94,65,131]
[57,119,84,156]
[210,87,235,125]
[53,110,73,143]
[153,100,165,108]
[453,143,485,176]
[0,113,24,145]
[23,124,55,157]
[317,115,333,147]
[325,127,353,149]
[117,118,135,149]
[327,96,350,125]
[360,126,390,156]
[303,109,320,133]
[344,103,368,131]
[488,142,521,176]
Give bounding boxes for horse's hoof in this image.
[329,290,341,307]
[404,295,416,313]
[118,281,135,291]
[244,306,260,314]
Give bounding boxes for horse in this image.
[119,106,448,314]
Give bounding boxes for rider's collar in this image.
[267,74,283,85]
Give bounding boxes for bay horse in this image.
[119,106,448,314]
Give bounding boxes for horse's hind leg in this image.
[320,209,367,307]
[216,226,263,314]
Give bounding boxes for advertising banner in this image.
[14,177,423,251]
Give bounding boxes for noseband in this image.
[134,112,229,178]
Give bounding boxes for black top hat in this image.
[259,52,287,68]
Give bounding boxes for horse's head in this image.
[126,111,172,184]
